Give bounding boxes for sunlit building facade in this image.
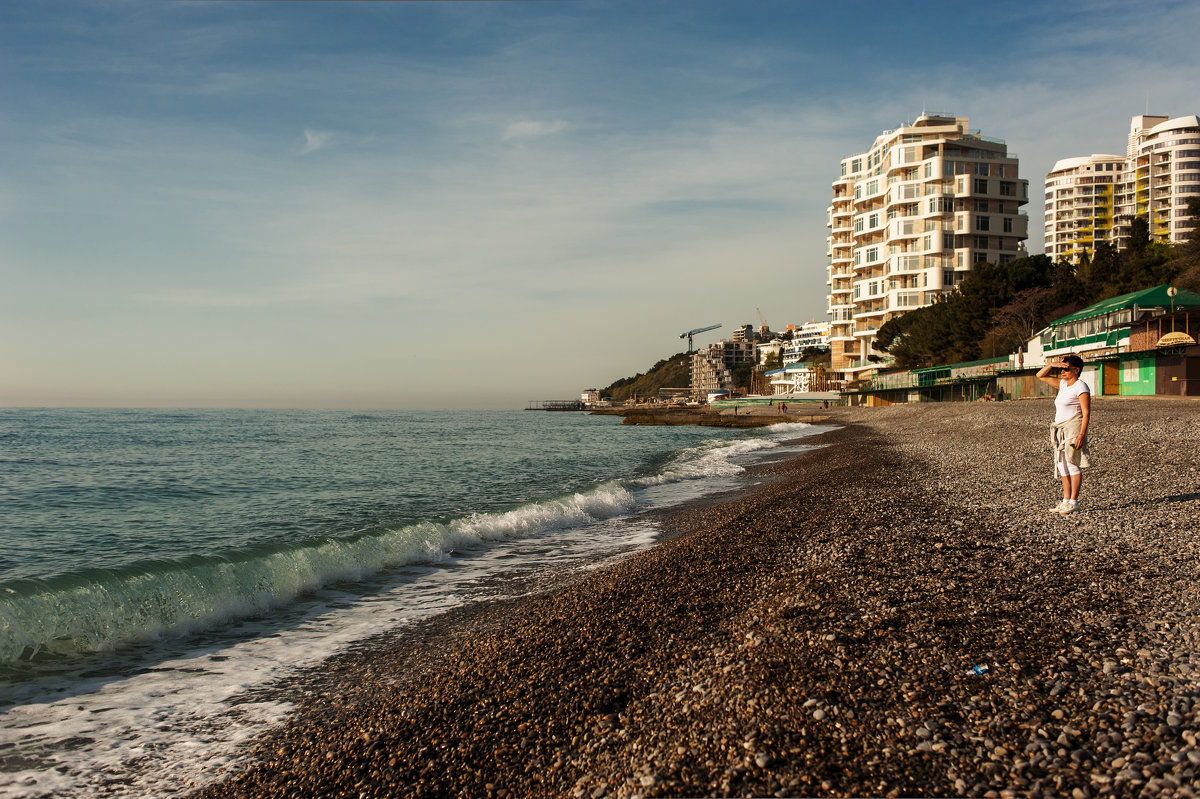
[1044,154,1125,264]
[826,115,1029,376]
[1114,114,1200,249]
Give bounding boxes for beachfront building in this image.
[826,114,1029,379]
[842,285,1200,404]
[765,363,833,394]
[782,321,831,363]
[1114,114,1200,248]
[1044,154,1125,264]
[690,339,756,399]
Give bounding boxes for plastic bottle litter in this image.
[966,664,989,676]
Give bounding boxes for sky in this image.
[2,0,1198,409]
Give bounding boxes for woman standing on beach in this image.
[1036,353,1090,514]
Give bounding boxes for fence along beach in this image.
[195,397,1200,798]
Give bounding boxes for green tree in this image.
[1126,216,1151,255]
[874,255,1057,368]
[730,363,755,390]
[1084,241,1119,300]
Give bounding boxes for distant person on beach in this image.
[1036,354,1090,514]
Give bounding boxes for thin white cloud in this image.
[299,128,333,154]
[503,119,568,140]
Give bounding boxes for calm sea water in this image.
[0,408,826,797]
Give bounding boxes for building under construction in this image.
[689,339,756,398]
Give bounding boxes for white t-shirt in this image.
[1054,378,1090,424]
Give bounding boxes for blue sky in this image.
[3,0,1198,408]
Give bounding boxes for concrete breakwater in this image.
[590,406,831,428]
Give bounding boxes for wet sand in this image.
[193,397,1200,798]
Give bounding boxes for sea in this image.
[0,408,828,797]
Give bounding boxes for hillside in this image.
[601,352,690,401]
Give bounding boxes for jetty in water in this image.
[525,400,585,411]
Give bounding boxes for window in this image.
[975,163,989,176]
[925,162,933,178]
[923,234,932,251]
[943,232,955,249]
[943,270,954,286]
[867,180,879,195]
[974,178,988,194]
[976,216,990,231]
[1003,217,1014,233]
[855,218,864,232]
[841,162,848,177]
[975,235,989,249]
[975,200,989,212]
[852,158,862,173]
[974,251,989,264]
[868,213,879,228]
[866,247,878,262]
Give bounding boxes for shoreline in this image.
[194,398,1200,798]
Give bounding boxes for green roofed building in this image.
[843,284,1200,404]
[1036,285,1200,361]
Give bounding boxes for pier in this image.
[525,400,585,411]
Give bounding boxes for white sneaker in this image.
[1060,500,1077,514]
[1049,500,1070,514]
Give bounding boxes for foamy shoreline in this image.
[194,397,1200,798]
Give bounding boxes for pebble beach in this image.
[194,397,1200,799]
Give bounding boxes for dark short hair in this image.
[1062,354,1084,370]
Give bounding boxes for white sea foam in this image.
[632,435,782,486]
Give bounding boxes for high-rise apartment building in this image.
[1044,155,1124,264]
[1115,114,1200,248]
[826,115,1029,376]
[1046,114,1200,261]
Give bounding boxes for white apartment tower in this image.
[1044,154,1125,264]
[1046,115,1200,262]
[826,115,1029,376]
[1114,114,1200,248]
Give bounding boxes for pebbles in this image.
[194,397,1200,799]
